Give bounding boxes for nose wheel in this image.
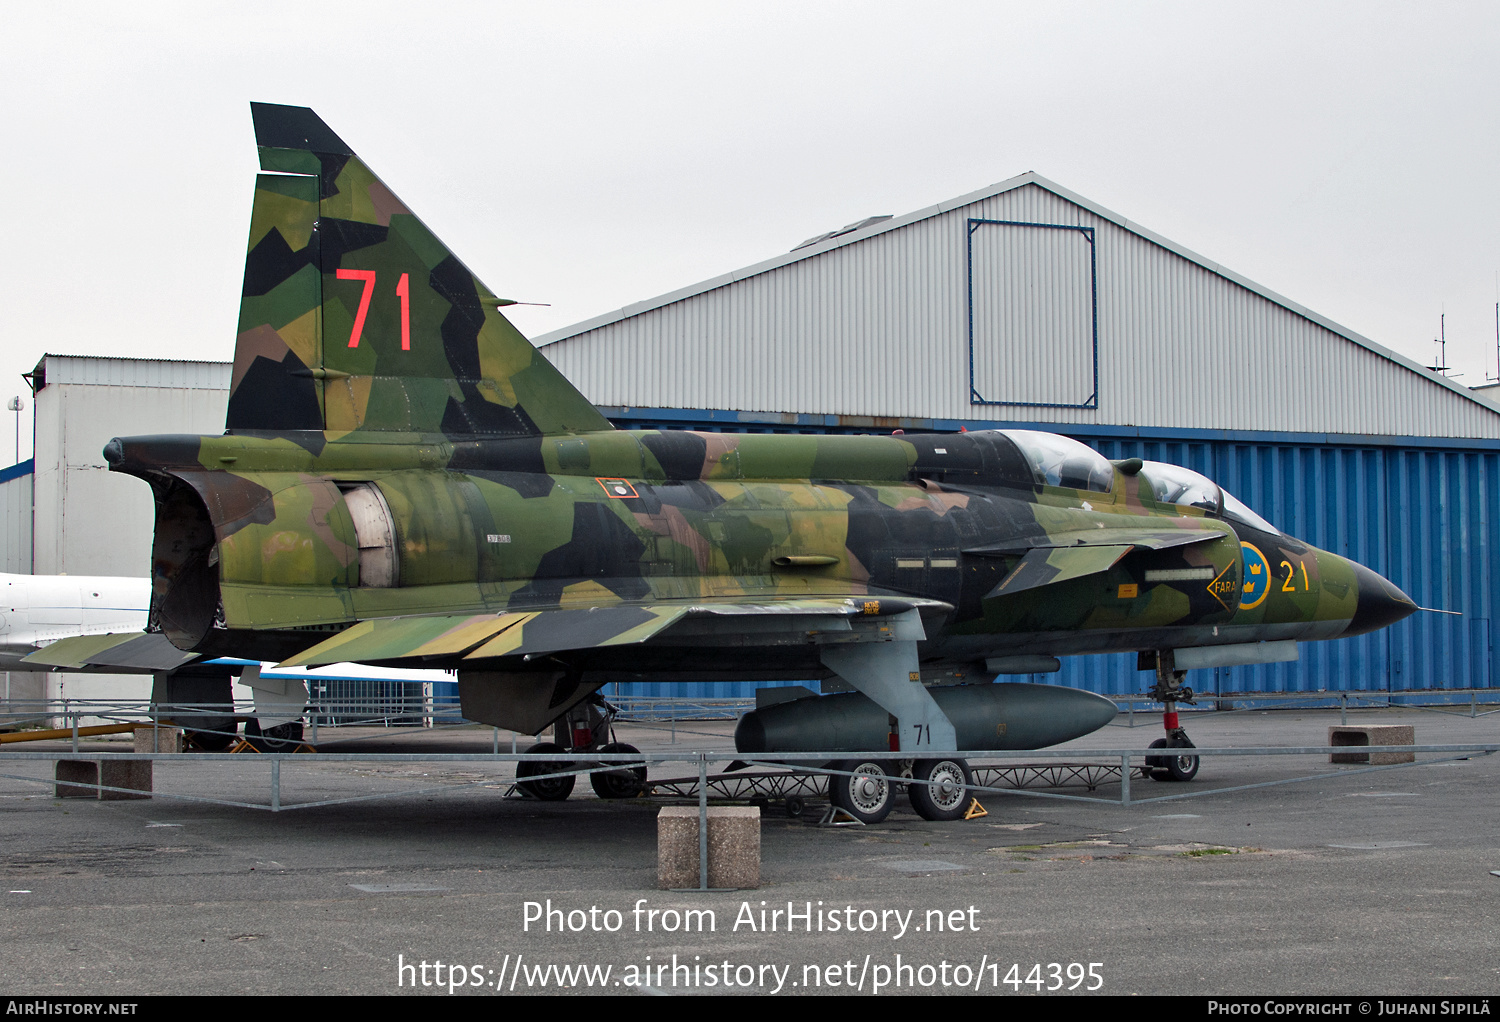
[1146,736,1199,782]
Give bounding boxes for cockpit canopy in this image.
[1001,430,1116,493]
[901,431,1280,534]
[1138,460,1280,535]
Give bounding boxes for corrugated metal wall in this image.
[0,461,32,573]
[1048,435,1495,698]
[542,181,1500,439]
[37,356,231,391]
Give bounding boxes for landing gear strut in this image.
[1144,650,1199,782]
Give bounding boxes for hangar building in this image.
[533,172,1500,699]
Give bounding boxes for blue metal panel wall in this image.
[1078,436,1493,698]
[603,679,809,701]
[610,414,1495,700]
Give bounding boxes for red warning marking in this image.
[596,478,639,499]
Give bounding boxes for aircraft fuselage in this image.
[106,424,1409,680]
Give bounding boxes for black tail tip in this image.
[249,102,353,155]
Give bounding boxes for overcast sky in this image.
[2,1,1497,463]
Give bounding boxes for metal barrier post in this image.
[1340,694,1347,725]
[1120,753,1131,806]
[71,712,79,753]
[698,754,709,891]
[270,758,281,812]
[492,728,499,755]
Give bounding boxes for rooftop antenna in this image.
[1428,311,1458,378]
[1492,273,1500,385]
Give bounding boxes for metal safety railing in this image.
[3,742,1496,893]
[3,742,1495,812]
[1111,687,1500,725]
[5,686,1496,744]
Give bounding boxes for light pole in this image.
[6,396,21,466]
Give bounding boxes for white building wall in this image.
[539,177,1500,439]
[30,356,230,577]
[23,356,230,719]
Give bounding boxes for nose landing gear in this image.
[1143,650,1200,783]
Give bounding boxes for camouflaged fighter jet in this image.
[82,104,1415,823]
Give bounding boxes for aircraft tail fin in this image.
[228,102,610,437]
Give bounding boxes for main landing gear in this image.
[828,759,895,824]
[515,695,646,801]
[827,757,975,824]
[1143,650,1200,782]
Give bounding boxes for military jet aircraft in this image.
[82,103,1415,822]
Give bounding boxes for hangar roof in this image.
[535,173,1500,440]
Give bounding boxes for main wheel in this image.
[1162,737,1199,782]
[187,727,235,752]
[908,758,972,822]
[829,760,894,824]
[179,713,238,751]
[590,742,646,799]
[516,742,576,800]
[245,719,303,752]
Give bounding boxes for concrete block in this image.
[55,760,99,798]
[133,727,185,754]
[99,760,152,799]
[1329,725,1415,765]
[657,806,760,889]
[54,759,152,799]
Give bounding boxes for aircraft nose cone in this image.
[1344,562,1417,636]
